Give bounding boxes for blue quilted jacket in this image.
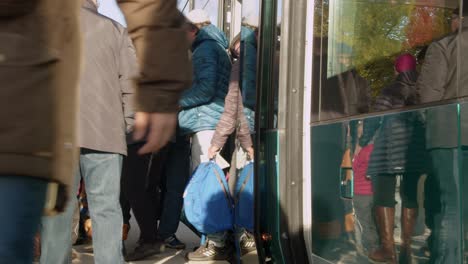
[179,24,231,135]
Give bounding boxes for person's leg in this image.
[71,196,80,244]
[369,174,397,263]
[235,227,256,256]
[40,168,80,264]
[353,195,378,254]
[462,148,468,255]
[400,174,420,263]
[191,130,216,171]
[187,232,232,261]
[429,149,462,264]
[81,151,124,264]
[0,176,47,264]
[120,154,132,242]
[157,137,190,248]
[122,144,159,244]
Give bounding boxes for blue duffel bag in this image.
[234,161,254,231]
[183,161,233,234]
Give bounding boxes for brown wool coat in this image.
[117,0,192,113]
[0,0,191,188]
[0,0,81,187]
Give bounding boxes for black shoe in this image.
[186,242,232,261]
[164,235,186,250]
[124,241,165,261]
[240,233,256,256]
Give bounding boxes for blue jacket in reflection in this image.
[179,24,231,135]
[240,26,257,132]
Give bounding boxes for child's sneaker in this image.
[186,241,232,261]
[240,233,257,256]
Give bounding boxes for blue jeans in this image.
[41,150,124,264]
[0,176,47,264]
[158,137,191,239]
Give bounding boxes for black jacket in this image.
[360,71,427,176]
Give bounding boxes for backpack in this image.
[183,161,233,234]
[234,161,254,231]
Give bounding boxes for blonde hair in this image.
[194,21,211,29]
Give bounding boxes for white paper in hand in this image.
[215,154,230,170]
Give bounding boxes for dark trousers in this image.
[157,136,191,239]
[120,186,131,225]
[121,143,167,243]
[427,148,468,264]
[372,173,420,209]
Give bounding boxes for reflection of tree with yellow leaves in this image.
[314,0,452,98]
[404,6,451,48]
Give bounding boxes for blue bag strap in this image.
[234,162,254,204]
[211,162,233,208]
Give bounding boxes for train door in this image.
[305,0,468,263]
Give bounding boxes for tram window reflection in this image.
[311,102,468,263]
[311,0,460,122]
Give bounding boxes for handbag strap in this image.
[212,165,233,209]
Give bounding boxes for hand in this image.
[133,112,177,155]
[208,145,220,160]
[246,147,254,160]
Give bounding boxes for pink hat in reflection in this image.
[395,53,416,73]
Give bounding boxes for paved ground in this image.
[71,216,258,264]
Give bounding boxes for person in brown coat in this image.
[0,0,190,262]
[0,1,81,263]
[117,0,192,154]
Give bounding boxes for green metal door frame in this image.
[255,0,310,262]
[276,0,309,262]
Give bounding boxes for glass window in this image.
[240,0,261,131]
[177,0,191,15]
[311,0,461,123]
[195,0,220,27]
[311,102,467,263]
[309,1,468,263]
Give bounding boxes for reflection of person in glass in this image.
[314,42,371,120]
[240,15,259,133]
[311,42,371,256]
[359,54,427,264]
[416,4,468,264]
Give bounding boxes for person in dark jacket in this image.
[181,9,233,261]
[359,54,427,264]
[179,11,231,168]
[417,4,468,263]
[40,1,137,263]
[311,43,371,254]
